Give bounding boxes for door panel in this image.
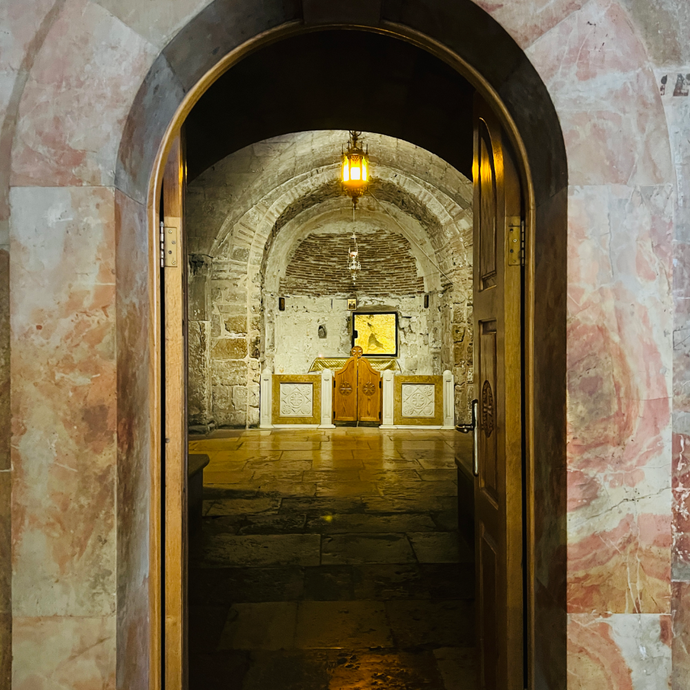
[357,358,382,423]
[473,96,523,690]
[334,358,358,422]
[479,321,498,504]
[162,134,188,690]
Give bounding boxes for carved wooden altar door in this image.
[357,357,382,423]
[333,347,382,423]
[473,96,523,690]
[333,354,358,423]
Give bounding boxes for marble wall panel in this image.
[12,616,116,690]
[11,0,157,188]
[672,581,690,689]
[672,433,690,581]
[525,0,673,188]
[567,184,673,615]
[473,0,586,49]
[10,186,117,618]
[567,613,672,689]
[94,0,213,49]
[114,191,150,690]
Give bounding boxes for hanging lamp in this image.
[341,131,370,284]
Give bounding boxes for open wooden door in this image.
[472,96,523,690]
[162,134,188,690]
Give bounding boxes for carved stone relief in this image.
[401,383,436,418]
[279,382,314,417]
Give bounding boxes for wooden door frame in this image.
[147,23,541,690]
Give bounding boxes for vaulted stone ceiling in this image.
[185,130,473,293]
[184,29,476,181]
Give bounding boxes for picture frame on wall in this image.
[352,312,398,356]
[347,298,357,310]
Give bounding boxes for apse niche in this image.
[185,131,474,430]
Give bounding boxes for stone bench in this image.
[188,453,210,538]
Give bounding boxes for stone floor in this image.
[188,427,476,690]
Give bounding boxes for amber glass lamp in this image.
[341,131,369,207]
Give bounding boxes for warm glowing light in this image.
[341,131,369,201]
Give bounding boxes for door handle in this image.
[456,399,479,477]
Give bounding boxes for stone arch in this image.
[9,0,684,688]
[188,132,474,428]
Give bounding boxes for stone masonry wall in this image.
[187,132,474,429]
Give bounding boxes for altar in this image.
[260,350,455,430]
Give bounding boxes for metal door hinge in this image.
[163,224,179,268]
[507,216,525,267]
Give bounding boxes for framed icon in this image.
[352,312,398,356]
[347,298,357,310]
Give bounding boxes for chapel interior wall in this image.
[185,131,474,429]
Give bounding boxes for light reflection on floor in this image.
[188,427,477,690]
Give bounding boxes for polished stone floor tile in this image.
[218,602,298,650]
[294,601,393,649]
[379,481,458,499]
[362,496,457,514]
[189,566,305,604]
[360,458,424,471]
[279,496,365,515]
[434,647,478,689]
[253,481,318,497]
[204,470,257,484]
[245,458,312,472]
[200,533,321,567]
[190,650,250,690]
[359,469,421,482]
[327,649,446,689]
[189,604,231,653]
[386,600,475,649]
[203,485,260,499]
[190,428,476,689]
[239,650,331,690]
[304,512,436,534]
[303,469,361,482]
[321,533,416,565]
[205,497,280,517]
[303,565,355,600]
[416,457,458,470]
[235,513,308,535]
[408,532,466,564]
[315,480,379,497]
[250,469,305,482]
[418,469,458,482]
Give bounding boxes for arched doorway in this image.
[120,4,567,689]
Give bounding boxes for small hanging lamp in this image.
[341,131,369,209]
[341,131,369,285]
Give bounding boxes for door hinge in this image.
[159,221,165,267]
[507,216,525,267]
[162,224,179,268]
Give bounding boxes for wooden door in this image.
[357,357,381,423]
[473,96,523,690]
[162,134,188,690]
[334,357,358,422]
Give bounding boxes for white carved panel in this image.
[279,382,313,417]
[401,383,436,418]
